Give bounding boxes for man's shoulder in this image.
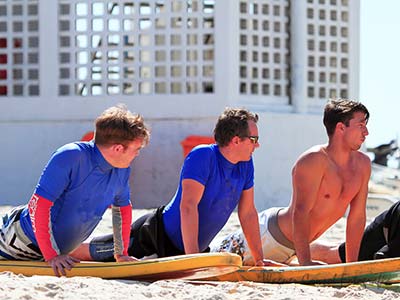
[182,144,217,174]
[353,150,371,162]
[187,144,217,161]
[52,142,92,162]
[296,145,328,165]
[57,141,91,152]
[352,150,372,170]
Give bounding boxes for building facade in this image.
[0,0,359,209]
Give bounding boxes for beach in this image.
[0,207,399,300]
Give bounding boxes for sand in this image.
[0,207,399,300]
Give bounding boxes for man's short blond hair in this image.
[94,104,150,147]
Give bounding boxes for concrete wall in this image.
[130,116,216,208]
[252,111,326,210]
[1,120,94,204]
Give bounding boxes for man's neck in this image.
[325,141,353,167]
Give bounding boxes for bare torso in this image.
[278,145,368,243]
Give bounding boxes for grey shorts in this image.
[0,206,42,260]
[212,207,295,264]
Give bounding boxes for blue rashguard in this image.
[162,144,254,252]
[18,141,131,255]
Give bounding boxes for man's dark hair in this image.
[214,107,258,147]
[323,99,369,137]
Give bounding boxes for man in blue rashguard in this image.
[0,105,150,276]
[76,107,266,266]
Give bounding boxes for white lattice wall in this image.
[57,0,215,97]
[0,0,359,107]
[305,0,352,104]
[238,0,290,105]
[0,0,39,96]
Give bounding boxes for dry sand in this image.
[0,207,399,300]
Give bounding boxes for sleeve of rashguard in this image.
[112,204,132,256]
[28,193,60,261]
[35,147,78,202]
[181,146,212,185]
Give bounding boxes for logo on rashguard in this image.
[28,194,39,233]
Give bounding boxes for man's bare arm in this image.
[345,155,371,262]
[180,179,204,254]
[292,152,326,265]
[238,187,264,265]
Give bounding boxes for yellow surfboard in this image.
[0,253,241,281]
[205,257,400,284]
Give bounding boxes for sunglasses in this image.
[247,136,259,144]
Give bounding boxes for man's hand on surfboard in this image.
[47,255,80,277]
[114,254,139,262]
[302,260,326,266]
[254,259,288,267]
[261,259,288,267]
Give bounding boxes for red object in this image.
[0,69,7,79]
[180,135,215,158]
[118,204,132,256]
[81,131,94,141]
[0,54,7,64]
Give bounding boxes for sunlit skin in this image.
[113,139,145,168]
[342,112,369,151]
[219,120,260,164]
[241,120,260,161]
[277,112,371,266]
[98,139,145,169]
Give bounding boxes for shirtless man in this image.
[214,99,371,266]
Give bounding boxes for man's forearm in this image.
[345,222,364,262]
[180,207,199,254]
[239,210,264,264]
[294,239,312,265]
[292,218,312,265]
[112,204,132,256]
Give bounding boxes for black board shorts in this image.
[89,206,184,261]
[338,201,400,262]
[338,218,387,262]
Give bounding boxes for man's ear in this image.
[336,122,346,133]
[111,144,124,153]
[232,136,241,145]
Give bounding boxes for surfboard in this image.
[204,257,400,284]
[0,253,241,281]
